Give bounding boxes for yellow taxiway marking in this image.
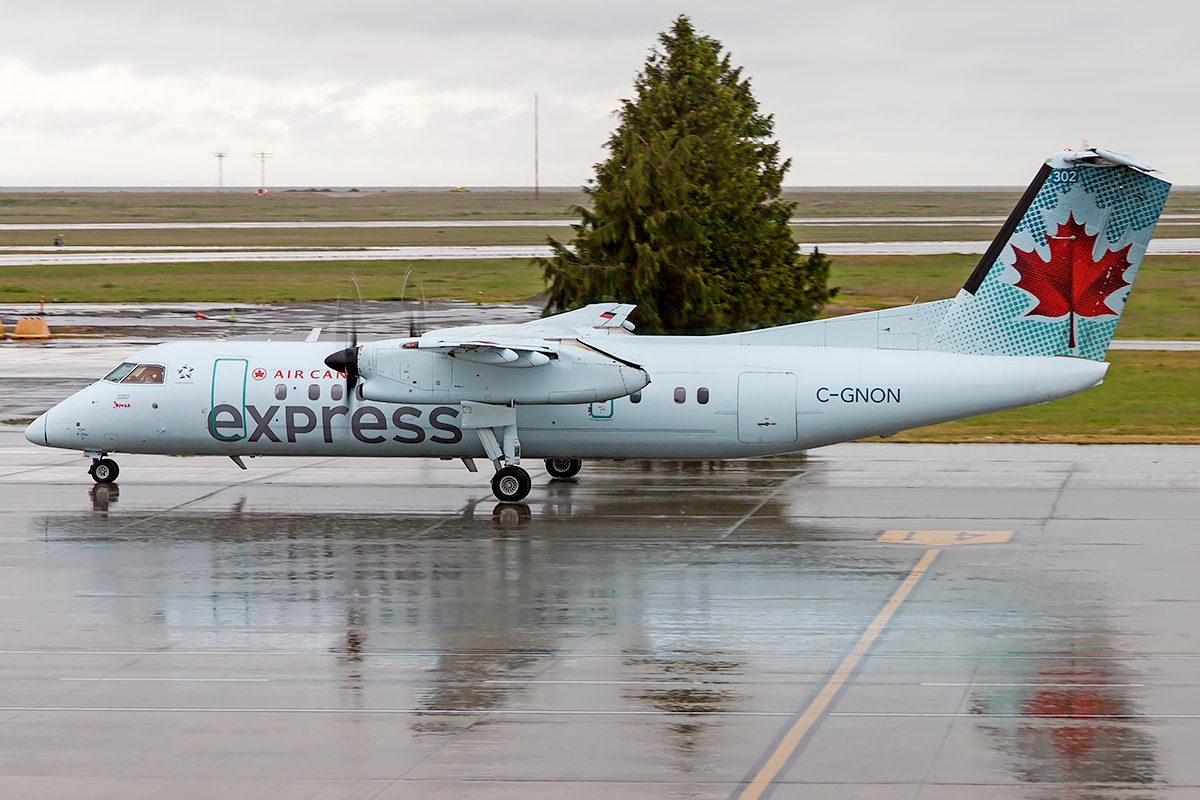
[736,548,940,800]
[879,529,1012,546]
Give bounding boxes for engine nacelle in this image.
[356,339,649,405]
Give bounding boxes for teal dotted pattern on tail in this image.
[933,164,1170,360]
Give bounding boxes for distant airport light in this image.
[212,151,228,190]
[252,151,273,191]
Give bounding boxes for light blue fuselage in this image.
[27,337,1107,460]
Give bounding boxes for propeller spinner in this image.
[324,328,360,398]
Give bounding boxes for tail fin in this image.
[933,148,1170,360]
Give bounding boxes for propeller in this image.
[400,267,420,339]
[325,275,365,401]
[324,325,359,400]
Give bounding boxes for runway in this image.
[3,238,1199,265]
[2,430,1198,798]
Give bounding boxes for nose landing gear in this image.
[89,457,119,484]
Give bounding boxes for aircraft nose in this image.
[25,412,48,446]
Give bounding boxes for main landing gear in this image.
[545,458,582,479]
[491,466,532,503]
[89,456,119,484]
[461,402,532,503]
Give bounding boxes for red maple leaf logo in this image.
[252,368,267,381]
[1010,214,1132,348]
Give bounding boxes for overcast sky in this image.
[1,1,1195,187]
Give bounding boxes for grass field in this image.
[1,189,1196,225]
[874,351,1200,442]
[0,259,547,304]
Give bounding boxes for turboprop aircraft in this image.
[25,148,1170,502]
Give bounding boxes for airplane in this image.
[25,148,1170,502]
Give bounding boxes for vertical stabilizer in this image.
[933,149,1170,360]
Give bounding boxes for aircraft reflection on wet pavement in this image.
[26,457,1167,796]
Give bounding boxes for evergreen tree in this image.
[542,15,835,333]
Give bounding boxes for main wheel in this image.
[492,466,531,502]
[545,458,582,479]
[91,458,119,484]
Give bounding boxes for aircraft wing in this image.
[415,303,632,348]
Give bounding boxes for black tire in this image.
[545,458,582,479]
[91,458,119,484]
[492,466,531,502]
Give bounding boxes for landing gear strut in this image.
[545,458,582,479]
[89,457,119,484]
[491,466,532,502]
[461,401,533,503]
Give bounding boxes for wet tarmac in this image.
[2,431,1198,799]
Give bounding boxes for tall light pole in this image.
[534,94,540,201]
[252,151,273,190]
[212,151,228,190]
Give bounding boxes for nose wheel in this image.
[89,457,119,484]
[545,458,582,479]
[491,466,531,502]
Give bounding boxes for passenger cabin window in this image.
[103,363,136,382]
[697,387,710,404]
[308,384,321,401]
[331,384,344,401]
[673,387,686,404]
[275,384,287,400]
[630,391,642,404]
[120,364,165,384]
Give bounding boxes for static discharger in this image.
[879,530,1012,546]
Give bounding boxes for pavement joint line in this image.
[734,547,940,800]
[0,707,795,716]
[830,712,1200,719]
[90,458,339,538]
[1044,460,1078,525]
[714,471,807,543]
[0,456,88,481]
[60,681,270,686]
[921,682,1146,687]
[3,650,1198,659]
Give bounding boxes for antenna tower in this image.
[212,151,228,189]
[252,151,273,190]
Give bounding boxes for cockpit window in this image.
[104,363,137,382]
[120,364,165,384]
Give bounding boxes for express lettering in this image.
[816,387,901,403]
[210,404,464,445]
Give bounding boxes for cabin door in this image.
[210,358,249,441]
[737,372,798,444]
